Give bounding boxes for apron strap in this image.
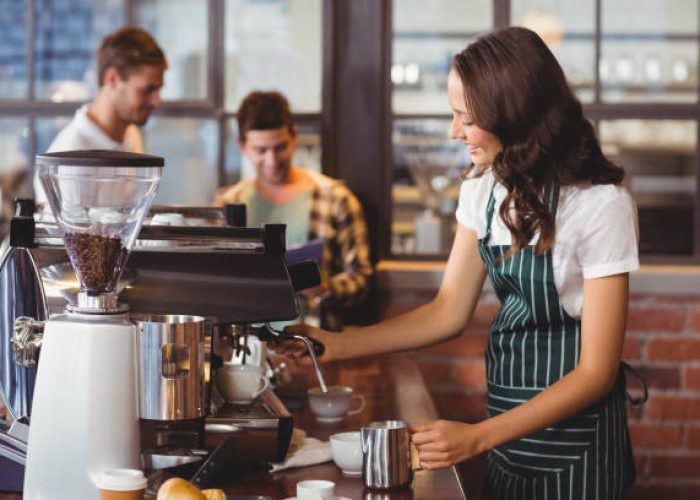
[620,361,649,407]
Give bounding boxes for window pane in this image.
[512,0,596,103]
[134,0,207,101]
[34,0,125,101]
[224,0,322,112]
[0,118,30,231]
[600,119,697,254]
[601,0,698,103]
[142,117,219,205]
[392,0,492,114]
[0,1,27,99]
[224,119,321,186]
[391,119,470,255]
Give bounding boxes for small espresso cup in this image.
[97,468,147,500]
[307,385,365,424]
[215,364,269,404]
[296,479,335,500]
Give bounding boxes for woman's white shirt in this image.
[456,169,639,319]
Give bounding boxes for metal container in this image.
[134,314,206,421]
[361,420,414,490]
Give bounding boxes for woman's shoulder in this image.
[560,181,635,211]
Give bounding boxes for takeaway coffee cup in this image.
[307,385,365,424]
[215,363,269,404]
[97,468,147,500]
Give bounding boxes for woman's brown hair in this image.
[452,26,624,256]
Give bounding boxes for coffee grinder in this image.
[23,150,163,499]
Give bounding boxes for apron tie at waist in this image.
[620,361,648,407]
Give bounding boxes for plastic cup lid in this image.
[97,468,147,491]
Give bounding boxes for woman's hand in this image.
[268,323,341,363]
[411,420,486,469]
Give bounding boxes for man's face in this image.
[239,126,297,186]
[112,64,165,126]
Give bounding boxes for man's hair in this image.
[237,91,295,141]
[97,27,167,86]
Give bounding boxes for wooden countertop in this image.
[0,354,466,500]
[213,353,466,499]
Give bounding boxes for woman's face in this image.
[447,69,503,167]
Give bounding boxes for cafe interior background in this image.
[1,0,700,497]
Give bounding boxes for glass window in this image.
[0,1,27,99]
[134,0,208,101]
[34,0,125,101]
[599,119,697,254]
[224,0,322,112]
[224,118,322,187]
[142,117,219,206]
[601,0,698,103]
[392,119,470,255]
[392,0,492,114]
[512,0,596,102]
[0,118,31,230]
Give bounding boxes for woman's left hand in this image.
[411,420,485,469]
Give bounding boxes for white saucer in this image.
[341,469,362,477]
[283,497,352,500]
[315,415,345,424]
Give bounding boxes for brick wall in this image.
[379,287,700,500]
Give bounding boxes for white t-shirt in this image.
[456,169,639,319]
[33,104,143,206]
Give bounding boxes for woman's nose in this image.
[449,117,465,140]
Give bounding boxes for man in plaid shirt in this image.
[213,91,373,329]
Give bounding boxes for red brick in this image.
[647,454,700,478]
[646,394,700,420]
[646,338,700,361]
[686,426,700,448]
[629,422,682,447]
[686,367,700,391]
[627,306,686,332]
[622,336,641,359]
[628,483,700,500]
[420,330,488,357]
[431,390,486,422]
[688,305,700,333]
[416,360,451,385]
[632,365,680,390]
[470,303,499,328]
[452,360,487,388]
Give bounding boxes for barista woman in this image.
[282,27,640,499]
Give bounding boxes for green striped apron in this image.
[478,182,636,500]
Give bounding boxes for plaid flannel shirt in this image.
[213,170,373,308]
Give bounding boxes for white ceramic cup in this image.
[330,431,362,477]
[307,385,365,424]
[215,364,268,404]
[296,479,335,500]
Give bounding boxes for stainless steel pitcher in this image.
[361,420,414,490]
[134,314,206,421]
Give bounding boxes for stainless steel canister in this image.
[361,420,414,490]
[134,314,205,420]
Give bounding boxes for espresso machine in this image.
[0,152,318,494]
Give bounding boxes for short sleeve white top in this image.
[456,169,639,319]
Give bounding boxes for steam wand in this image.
[264,323,328,393]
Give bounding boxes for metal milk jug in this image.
[361,420,414,490]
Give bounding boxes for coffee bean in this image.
[64,233,127,294]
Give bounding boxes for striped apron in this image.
[478,182,636,500]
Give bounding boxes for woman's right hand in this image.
[269,323,341,363]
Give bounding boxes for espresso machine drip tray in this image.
[205,389,294,467]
